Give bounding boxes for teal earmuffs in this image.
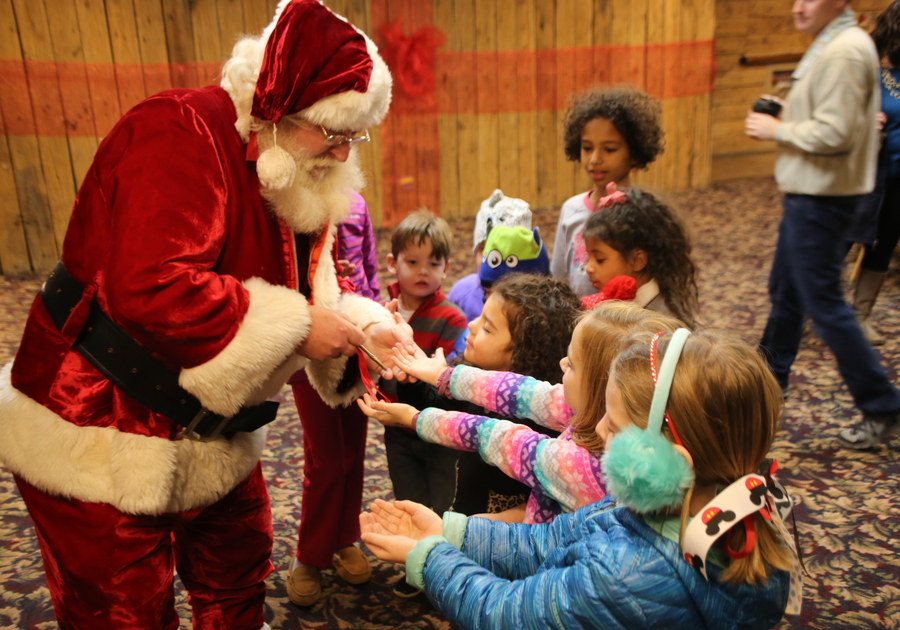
[602,328,695,513]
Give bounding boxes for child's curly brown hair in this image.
[491,274,582,384]
[563,85,665,169]
[582,188,698,329]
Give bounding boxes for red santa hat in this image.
[251,0,392,189]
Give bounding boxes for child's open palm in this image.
[359,499,443,563]
[356,392,419,429]
[365,499,443,538]
[391,345,448,386]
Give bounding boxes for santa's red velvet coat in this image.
[0,85,392,517]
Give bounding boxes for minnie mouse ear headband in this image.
[249,0,392,189]
[682,459,804,615]
[602,328,695,513]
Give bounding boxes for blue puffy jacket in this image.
[409,496,789,629]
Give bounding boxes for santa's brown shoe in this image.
[286,559,321,606]
[333,545,372,584]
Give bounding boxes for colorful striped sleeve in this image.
[415,408,606,513]
[447,365,574,431]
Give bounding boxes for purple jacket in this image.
[337,193,381,301]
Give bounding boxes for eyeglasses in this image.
[320,125,370,148]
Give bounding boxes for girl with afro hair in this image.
[551,85,665,297]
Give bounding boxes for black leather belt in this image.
[41,262,279,440]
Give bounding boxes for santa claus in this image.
[0,1,400,628]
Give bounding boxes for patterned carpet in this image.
[1,177,899,629]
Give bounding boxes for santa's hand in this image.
[297,305,366,360]
[362,499,443,540]
[361,318,415,380]
[392,345,447,386]
[357,393,419,429]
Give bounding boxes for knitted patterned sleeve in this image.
[447,364,573,431]
[415,410,607,514]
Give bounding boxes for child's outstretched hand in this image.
[357,392,419,429]
[391,345,448,386]
[367,498,443,539]
[359,499,443,563]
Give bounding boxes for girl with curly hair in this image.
[582,187,699,328]
[551,85,665,297]
[377,273,576,597]
[359,297,681,525]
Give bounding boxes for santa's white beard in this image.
[257,125,365,234]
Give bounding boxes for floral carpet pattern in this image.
[1,177,899,629]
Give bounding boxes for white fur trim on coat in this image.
[0,363,265,515]
[297,225,395,406]
[179,278,310,417]
[305,292,396,407]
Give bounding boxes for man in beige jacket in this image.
[746,0,900,449]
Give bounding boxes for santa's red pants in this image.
[16,463,273,630]
[292,381,368,568]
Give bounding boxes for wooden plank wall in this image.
[1,0,715,275]
[376,0,717,224]
[712,0,890,182]
[0,0,279,275]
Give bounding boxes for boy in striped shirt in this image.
[382,211,466,551]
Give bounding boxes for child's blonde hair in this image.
[583,188,698,328]
[391,209,453,261]
[611,331,793,585]
[569,302,680,452]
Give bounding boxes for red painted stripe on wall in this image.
[385,40,715,115]
[0,41,713,136]
[0,60,222,136]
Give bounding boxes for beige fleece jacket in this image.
[773,26,881,196]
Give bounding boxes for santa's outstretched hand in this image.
[360,313,415,379]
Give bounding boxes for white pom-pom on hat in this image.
[256,124,297,191]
